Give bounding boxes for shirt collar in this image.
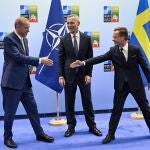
[122,42,128,52]
[70,31,80,38]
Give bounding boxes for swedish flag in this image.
[130,0,150,86]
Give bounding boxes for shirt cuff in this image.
[39,58,41,64]
[83,61,86,66]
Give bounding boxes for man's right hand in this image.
[70,60,84,68]
[41,57,53,66]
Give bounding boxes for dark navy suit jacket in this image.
[1,32,39,89]
[85,44,150,91]
[58,32,93,84]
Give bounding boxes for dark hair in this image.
[114,27,128,41]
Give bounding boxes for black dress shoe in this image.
[64,129,75,137]
[4,138,17,148]
[89,127,102,136]
[36,133,54,143]
[102,134,115,144]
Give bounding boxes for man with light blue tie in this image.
[1,17,54,148]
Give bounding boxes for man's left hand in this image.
[85,75,91,85]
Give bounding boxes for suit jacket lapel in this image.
[12,32,27,55]
[127,45,132,63]
[78,32,93,57]
[24,38,29,55]
[78,32,82,54]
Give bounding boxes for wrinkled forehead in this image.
[67,17,79,23]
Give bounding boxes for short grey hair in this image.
[67,14,80,23]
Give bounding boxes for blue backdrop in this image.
[0,0,149,116]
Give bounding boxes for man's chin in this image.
[70,32,74,34]
[69,30,75,34]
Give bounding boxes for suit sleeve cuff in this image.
[39,58,41,64]
[83,61,86,66]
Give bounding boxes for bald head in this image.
[15,17,30,37]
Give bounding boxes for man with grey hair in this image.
[1,17,54,148]
[58,14,102,137]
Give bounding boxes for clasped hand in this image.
[70,60,84,68]
[41,56,53,66]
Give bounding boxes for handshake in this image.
[70,60,84,68]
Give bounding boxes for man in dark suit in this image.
[70,27,150,144]
[58,14,102,137]
[1,17,54,148]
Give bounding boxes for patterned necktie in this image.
[120,48,123,51]
[21,38,26,52]
[73,35,78,56]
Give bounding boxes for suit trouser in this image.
[64,78,96,129]
[1,83,44,140]
[108,82,150,135]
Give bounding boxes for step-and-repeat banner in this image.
[0,0,148,115]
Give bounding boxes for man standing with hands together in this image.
[58,14,102,137]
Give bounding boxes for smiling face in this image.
[66,15,80,34]
[112,27,128,47]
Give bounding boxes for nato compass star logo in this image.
[46,23,66,52]
[38,23,66,74]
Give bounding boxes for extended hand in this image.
[41,57,53,66]
[70,60,84,68]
